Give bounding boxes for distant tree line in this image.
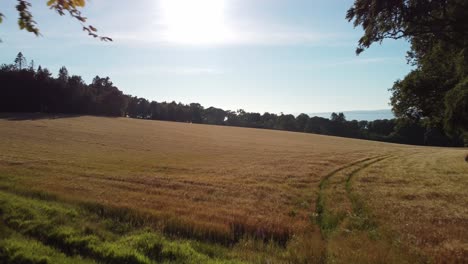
[1,53,465,147]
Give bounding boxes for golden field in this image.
[0,114,466,263]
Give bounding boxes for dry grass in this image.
[352,150,468,263]
[0,114,466,263]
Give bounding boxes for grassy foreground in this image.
[0,114,466,263]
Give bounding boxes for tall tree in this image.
[189,103,204,123]
[58,66,69,83]
[14,52,26,70]
[296,113,310,132]
[330,112,346,123]
[29,59,35,71]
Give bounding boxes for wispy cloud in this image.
[321,57,403,68]
[108,25,349,47]
[156,66,222,75]
[108,66,223,76]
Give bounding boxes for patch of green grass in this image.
[344,158,388,233]
[315,192,346,237]
[0,190,243,264]
[315,157,385,238]
[0,233,95,264]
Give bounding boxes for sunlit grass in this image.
[0,114,466,263]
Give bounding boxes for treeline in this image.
[1,53,465,147]
[1,53,127,116]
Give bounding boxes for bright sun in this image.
[159,0,233,45]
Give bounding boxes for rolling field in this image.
[0,114,466,263]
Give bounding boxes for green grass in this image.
[0,183,325,263]
[0,189,242,264]
[0,233,95,264]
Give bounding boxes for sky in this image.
[0,0,413,114]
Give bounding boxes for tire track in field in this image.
[316,155,406,263]
[315,155,391,237]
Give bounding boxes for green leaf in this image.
[47,0,57,7]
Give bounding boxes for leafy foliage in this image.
[444,78,468,133]
[1,0,111,41]
[347,0,468,138]
[347,0,468,54]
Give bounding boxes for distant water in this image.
[307,109,394,121]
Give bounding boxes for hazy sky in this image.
[0,0,412,114]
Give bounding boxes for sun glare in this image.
[159,0,233,45]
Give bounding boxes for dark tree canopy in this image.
[444,78,468,132]
[348,0,468,142]
[346,0,468,54]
